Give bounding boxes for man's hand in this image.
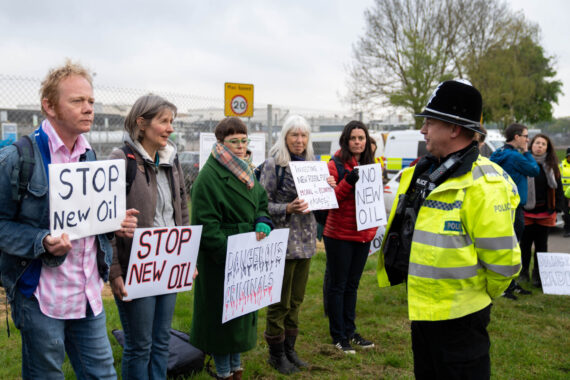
[43,233,72,256]
[110,276,129,301]
[116,208,139,238]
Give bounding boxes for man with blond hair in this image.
[0,60,137,379]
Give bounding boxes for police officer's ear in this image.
[449,124,462,139]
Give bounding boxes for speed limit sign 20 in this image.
[224,83,254,117]
[231,95,248,115]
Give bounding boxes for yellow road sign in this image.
[224,82,254,117]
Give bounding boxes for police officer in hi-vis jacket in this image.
[378,80,521,380]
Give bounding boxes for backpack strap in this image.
[11,135,35,202]
[120,145,139,195]
[331,156,346,181]
[276,165,286,189]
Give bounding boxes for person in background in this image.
[190,117,273,380]
[559,148,570,237]
[109,95,191,380]
[323,120,377,354]
[378,80,520,380]
[521,134,564,288]
[259,115,332,374]
[490,123,539,296]
[0,60,137,379]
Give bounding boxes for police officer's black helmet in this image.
[416,79,485,135]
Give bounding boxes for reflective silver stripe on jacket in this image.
[409,262,481,279]
[475,235,517,250]
[479,260,521,277]
[472,165,500,181]
[413,230,472,249]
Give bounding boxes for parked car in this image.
[178,151,200,194]
[383,169,403,214]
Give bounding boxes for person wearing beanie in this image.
[378,79,521,380]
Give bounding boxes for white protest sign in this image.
[288,161,338,211]
[199,132,266,169]
[222,228,289,323]
[249,133,266,167]
[199,133,217,170]
[537,252,570,295]
[123,226,202,301]
[355,163,387,231]
[368,225,386,256]
[49,159,126,240]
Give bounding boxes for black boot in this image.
[284,334,308,368]
[266,336,299,375]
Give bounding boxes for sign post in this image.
[224,83,254,117]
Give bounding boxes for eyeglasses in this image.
[224,138,250,146]
[519,134,529,139]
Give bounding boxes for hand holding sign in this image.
[286,198,309,214]
[43,233,72,257]
[115,208,140,239]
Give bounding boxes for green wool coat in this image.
[189,155,271,354]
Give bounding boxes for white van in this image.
[383,129,505,176]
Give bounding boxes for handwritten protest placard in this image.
[368,225,386,256]
[537,252,570,295]
[355,163,387,231]
[223,228,289,323]
[49,159,126,240]
[123,226,202,301]
[288,161,338,211]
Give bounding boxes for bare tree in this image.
[348,0,537,128]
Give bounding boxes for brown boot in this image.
[284,333,308,368]
[265,332,299,375]
[233,368,243,380]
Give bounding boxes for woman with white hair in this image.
[259,115,334,374]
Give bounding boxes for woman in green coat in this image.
[190,117,273,380]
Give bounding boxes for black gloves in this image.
[345,168,359,186]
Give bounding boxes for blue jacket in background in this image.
[490,144,540,205]
[0,131,113,302]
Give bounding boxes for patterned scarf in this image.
[525,153,557,210]
[212,142,256,189]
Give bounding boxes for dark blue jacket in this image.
[490,144,540,205]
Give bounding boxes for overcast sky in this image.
[0,0,568,118]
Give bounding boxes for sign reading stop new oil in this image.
[224,82,254,117]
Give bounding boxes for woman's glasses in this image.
[224,138,251,146]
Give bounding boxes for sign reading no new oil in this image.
[224,82,254,117]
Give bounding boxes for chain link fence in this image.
[0,73,362,190]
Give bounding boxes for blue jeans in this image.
[10,290,116,380]
[115,293,177,380]
[324,237,370,342]
[212,353,241,378]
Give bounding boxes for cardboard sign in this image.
[222,228,289,323]
[123,226,202,301]
[536,252,570,295]
[355,163,387,231]
[49,159,126,240]
[369,225,386,256]
[288,161,338,211]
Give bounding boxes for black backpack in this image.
[112,328,204,378]
[313,156,346,226]
[254,160,286,188]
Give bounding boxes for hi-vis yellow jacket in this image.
[560,159,570,192]
[377,155,521,321]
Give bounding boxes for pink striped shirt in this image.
[34,120,103,319]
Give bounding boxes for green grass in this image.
[1,251,569,379]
